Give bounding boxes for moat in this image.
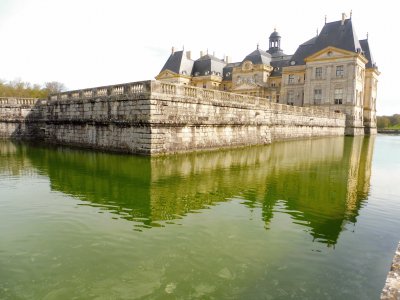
[0,135,399,299]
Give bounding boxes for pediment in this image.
[304,47,356,62]
[155,69,179,80]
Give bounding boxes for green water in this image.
[0,135,399,299]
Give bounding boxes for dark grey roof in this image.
[291,19,362,65]
[270,58,291,76]
[359,39,375,68]
[160,51,194,75]
[243,49,272,65]
[222,62,240,81]
[192,54,226,76]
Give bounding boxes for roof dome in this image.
[269,29,281,39]
[242,48,271,65]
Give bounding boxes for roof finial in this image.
[367,32,369,40]
[182,45,185,51]
[325,15,327,24]
[171,46,175,54]
[316,28,319,36]
[257,43,259,50]
[206,48,209,55]
[350,9,352,19]
[274,27,276,32]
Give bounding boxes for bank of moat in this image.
[0,80,345,155]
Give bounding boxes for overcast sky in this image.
[0,0,398,115]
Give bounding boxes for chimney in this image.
[200,50,204,57]
[341,13,347,25]
[186,51,191,60]
[171,46,175,54]
[225,56,230,63]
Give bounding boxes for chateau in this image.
[0,13,380,155]
[156,13,379,135]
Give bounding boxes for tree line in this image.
[377,114,400,129]
[0,79,65,99]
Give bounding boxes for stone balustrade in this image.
[49,81,151,101]
[0,97,39,106]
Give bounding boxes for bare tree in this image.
[44,81,66,94]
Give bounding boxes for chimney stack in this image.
[186,51,191,60]
[341,13,347,25]
[200,50,204,57]
[225,56,230,63]
[171,46,175,54]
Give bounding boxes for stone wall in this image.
[0,97,44,139]
[148,82,345,154]
[0,81,346,155]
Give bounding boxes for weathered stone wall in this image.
[0,98,44,139]
[0,81,346,155]
[148,83,345,154]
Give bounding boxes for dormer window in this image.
[205,71,210,75]
[225,72,231,77]
[194,72,200,76]
[181,71,187,75]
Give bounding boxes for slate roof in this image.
[160,51,194,75]
[223,62,240,81]
[359,39,375,68]
[291,19,362,65]
[192,54,226,76]
[243,49,272,65]
[270,58,291,77]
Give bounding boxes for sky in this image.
[0,0,398,115]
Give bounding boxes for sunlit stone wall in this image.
[0,81,346,155]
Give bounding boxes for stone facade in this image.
[0,81,346,155]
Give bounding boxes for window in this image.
[288,74,295,84]
[336,65,344,77]
[287,91,294,105]
[315,67,322,79]
[334,88,343,104]
[203,83,206,88]
[276,95,280,103]
[314,89,322,105]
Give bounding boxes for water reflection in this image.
[0,136,375,244]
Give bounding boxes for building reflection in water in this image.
[0,135,375,244]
